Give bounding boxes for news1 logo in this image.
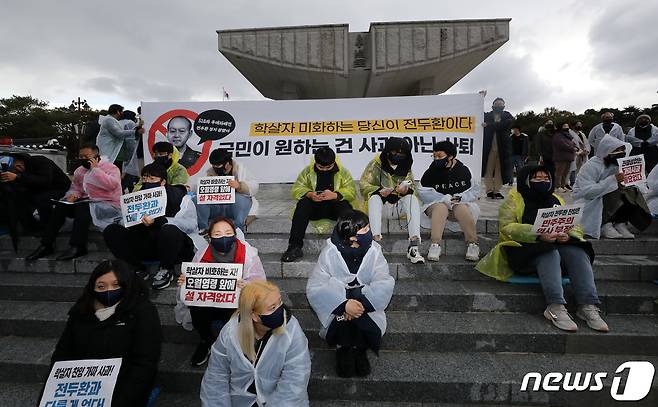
[520,361,655,401]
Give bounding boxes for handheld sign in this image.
[40,358,122,407]
[531,204,584,235]
[196,176,235,204]
[180,262,243,308]
[120,186,167,227]
[619,155,646,187]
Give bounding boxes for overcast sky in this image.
[1,0,656,115]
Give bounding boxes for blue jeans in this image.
[195,193,252,231]
[512,155,525,180]
[533,245,600,306]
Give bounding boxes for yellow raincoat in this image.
[359,154,416,212]
[133,147,189,191]
[475,188,586,281]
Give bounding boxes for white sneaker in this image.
[427,243,441,262]
[465,242,480,261]
[543,304,578,332]
[406,245,425,264]
[575,304,609,332]
[613,223,635,239]
[601,223,624,239]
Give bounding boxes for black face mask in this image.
[602,118,613,124]
[355,229,373,249]
[259,304,286,330]
[604,152,625,166]
[141,181,162,190]
[545,125,555,131]
[210,236,236,253]
[529,180,552,194]
[574,126,582,131]
[154,156,172,168]
[492,105,504,111]
[638,121,650,128]
[78,156,100,170]
[389,153,405,165]
[432,157,449,169]
[213,166,227,176]
[93,287,123,307]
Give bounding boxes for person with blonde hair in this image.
[200,280,311,406]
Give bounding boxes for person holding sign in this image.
[572,135,652,239]
[27,144,122,261]
[50,260,162,406]
[176,217,266,367]
[281,146,356,262]
[306,210,395,378]
[418,140,481,262]
[195,148,259,234]
[104,163,198,290]
[359,137,424,264]
[477,166,608,332]
[200,280,311,406]
[133,141,189,190]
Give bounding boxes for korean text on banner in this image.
[140,93,484,185]
[531,204,584,235]
[619,155,646,187]
[120,186,167,227]
[39,358,122,407]
[196,176,235,204]
[180,262,243,308]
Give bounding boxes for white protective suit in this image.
[588,122,625,153]
[572,135,631,239]
[118,118,140,176]
[626,124,658,148]
[174,231,265,331]
[644,165,658,215]
[306,239,395,339]
[96,115,136,164]
[200,315,311,407]
[416,174,481,231]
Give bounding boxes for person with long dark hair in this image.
[50,260,162,406]
[306,210,395,378]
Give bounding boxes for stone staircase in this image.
[0,189,657,406]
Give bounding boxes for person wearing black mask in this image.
[282,146,356,262]
[176,217,266,366]
[509,125,529,182]
[27,144,122,261]
[195,148,259,234]
[587,112,625,154]
[533,119,556,173]
[476,166,608,333]
[49,260,161,407]
[307,210,395,378]
[626,114,658,173]
[103,163,198,290]
[482,97,514,198]
[201,280,311,406]
[552,122,579,192]
[133,141,189,191]
[573,135,652,239]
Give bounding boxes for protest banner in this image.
[531,204,584,235]
[196,176,235,204]
[180,262,243,308]
[120,186,167,227]
[619,155,646,187]
[39,358,122,407]
[140,93,484,185]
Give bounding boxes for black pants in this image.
[190,306,235,343]
[103,223,195,270]
[41,201,92,249]
[289,197,352,247]
[325,314,382,353]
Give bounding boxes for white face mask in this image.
[95,302,119,321]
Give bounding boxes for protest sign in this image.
[196,176,235,204]
[141,93,484,185]
[619,155,646,186]
[531,204,584,235]
[40,358,122,407]
[180,262,243,308]
[120,186,167,227]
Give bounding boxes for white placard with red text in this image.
[531,204,584,235]
[180,262,243,308]
[196,176,235,204]
[619,155,646,186]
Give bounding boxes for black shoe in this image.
[136,269,151,281]
[190,341,211,367]
[281,245,303,262]
[151,268,173,290]
[494,192,505,199]
[26,245,54,261]
[56,246,87,261]
[486,192,495,199]
[354,348,371,377]
[336,346,355,378]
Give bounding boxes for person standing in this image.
[482,97,514,198]
[510,125,528,183]
[552,122,578,192]
[588,112,625,154]
[626,114,658,174]
[96,104,144,166]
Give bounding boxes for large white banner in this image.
[141,93,484,185]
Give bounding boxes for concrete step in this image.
[2,337,656,406]
[1,274,656,315]
[1,252,657,283]
[2,300,656,355]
